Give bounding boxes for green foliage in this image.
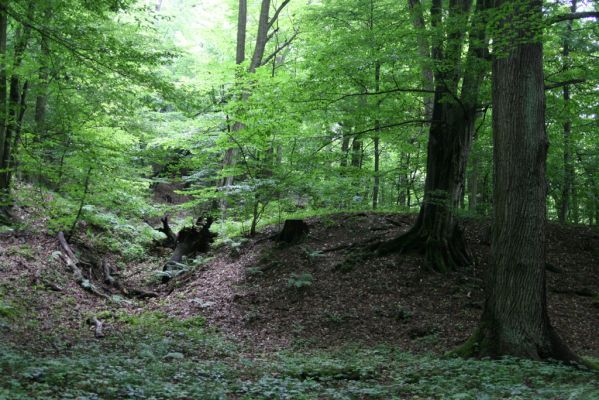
[287,272,314,289]
[5,244,35,260]
[0,302,18,319]
[2,340,597,400]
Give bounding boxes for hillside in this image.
[1,213,598,398]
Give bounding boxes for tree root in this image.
[448,322,586,367]
[373,224,471,273]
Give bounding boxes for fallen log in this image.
[58,232,111,301]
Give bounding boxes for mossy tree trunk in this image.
[456,0,580,362]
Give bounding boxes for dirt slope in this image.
[146,213,599,356]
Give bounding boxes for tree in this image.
[219,0,294,191]
[0,0,33,222]
[456,0,580,362]
[376,0,491,272]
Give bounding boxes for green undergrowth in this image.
[1,314,597,400]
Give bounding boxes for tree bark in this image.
[249,0,271,73]
[456,0,580,363]
[372,62,381,209]
[0,1,9,219]
[376,0,489,272]
[34,12,51,141]
[467,151,479,212]
[558,0,577,224]
[277,219,309,244]
[340,127,350,168]
[0,7,32,217]
[407,0,434,119]
[350,137,361,168]
[219,0,248,190]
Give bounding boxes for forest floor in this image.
[1,211,598,399]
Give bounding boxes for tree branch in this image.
[549,11,599,24]
[260,30,298,67]
[544,78,586,90]
[313,120,430,154]
[267,0,291,30]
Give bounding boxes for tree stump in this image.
[277,219,309,244]
[162,216,217,283]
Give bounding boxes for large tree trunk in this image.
[249,0,271,73]
[377,0,489,273]
[377,99,472,272]
[456,0,580,363]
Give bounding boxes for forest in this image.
[0,0,598,398]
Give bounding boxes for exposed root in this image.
[374,224,471,273]
[449,322,585,367]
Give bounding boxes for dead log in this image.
[162,216,217,283]
[159,216,177,247]
[57,232,111,301]
[145,215,178,249]
[277,219,309,244]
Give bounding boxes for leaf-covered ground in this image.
[145,213,599,356]
[1,212,598,399]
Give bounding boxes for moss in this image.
[581,357,599,371]
[0,302,17,318]
[447,323,499,359]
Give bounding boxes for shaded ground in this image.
[144,213,599,356]
[1,212,598,357]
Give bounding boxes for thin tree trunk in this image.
[34,19,50,140]
[340,124,350,168]
[350,137,361,168]
[372,61,381,209]
[219,0,248,190]
[373,136,380,209]
[456,0,580,363]
[468,152,479,212]
[559,0,577,224]
[0,1,9,217]
[8,81,29,186]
